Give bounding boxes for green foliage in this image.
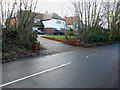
[43,35,74,39]
[3,10,38,50]
[70,28,73,32]
[21,47,27,52]
[73,1,120,44]
[30,31,37,42]
[69,28,74,36]
[89,30,108,44]
[100,35,108,42]
[6,28,18,38]
[43,35,65,38]
[89,33,99,43]
[16,10,38,49]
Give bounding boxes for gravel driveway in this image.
[37,35,83,55]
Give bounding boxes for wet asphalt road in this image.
[1,43,119,88]
[38,35,81,54]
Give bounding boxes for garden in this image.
[0,0,43,63]
[0,0,120,63]
[72,0,120,46]
[42,1,120,47]
[42,35,66,39]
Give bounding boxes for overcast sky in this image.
[36,0,75,17]
[37,0,116,17]
[2,0,116,18]
[2,0,75,17]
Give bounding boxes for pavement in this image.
[37,35,82,54]
[1,43,118,88]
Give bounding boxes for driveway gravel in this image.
[38,35,83,55]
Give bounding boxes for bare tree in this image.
[16,0,38,48]
[1,0,39,50]
[101,0,120,40]
[72,0,103,43]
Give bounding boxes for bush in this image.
[6,28,18,38]
[89,33,108,44]
[100,35,108,42]
[69,28,74,36]
[30,31,37,42]
[89,33,100,43]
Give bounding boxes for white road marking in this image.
[86,54,96,58]
[0,62,71,88]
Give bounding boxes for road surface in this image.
[1,43,119,88]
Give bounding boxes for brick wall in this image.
[43,28,56,35]
[43,28,66,35]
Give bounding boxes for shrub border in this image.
[41,36,118,47]
[41,36,79,46]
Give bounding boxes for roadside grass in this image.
[42,35,74,39]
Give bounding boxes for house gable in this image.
[64,16,76,25]
[42,18,65,30]
[41,12,66,30]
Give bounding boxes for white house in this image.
[41,12,66,34]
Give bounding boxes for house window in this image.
[56,20,61,24]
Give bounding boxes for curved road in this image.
[1,43,119,88]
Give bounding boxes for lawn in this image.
[42,35,74,39]
[42,35,66,39]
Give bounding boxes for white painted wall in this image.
[66,25,74,30]
[42,19,66,30]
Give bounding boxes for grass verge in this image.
[42,35,74,39]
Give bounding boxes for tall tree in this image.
[72,0,103,43]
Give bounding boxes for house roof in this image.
[52,13,64,20]
[64,16,76,25]
[35,14,43,19]
[41,12,64,21]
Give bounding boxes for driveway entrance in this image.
[37,35,83,54]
